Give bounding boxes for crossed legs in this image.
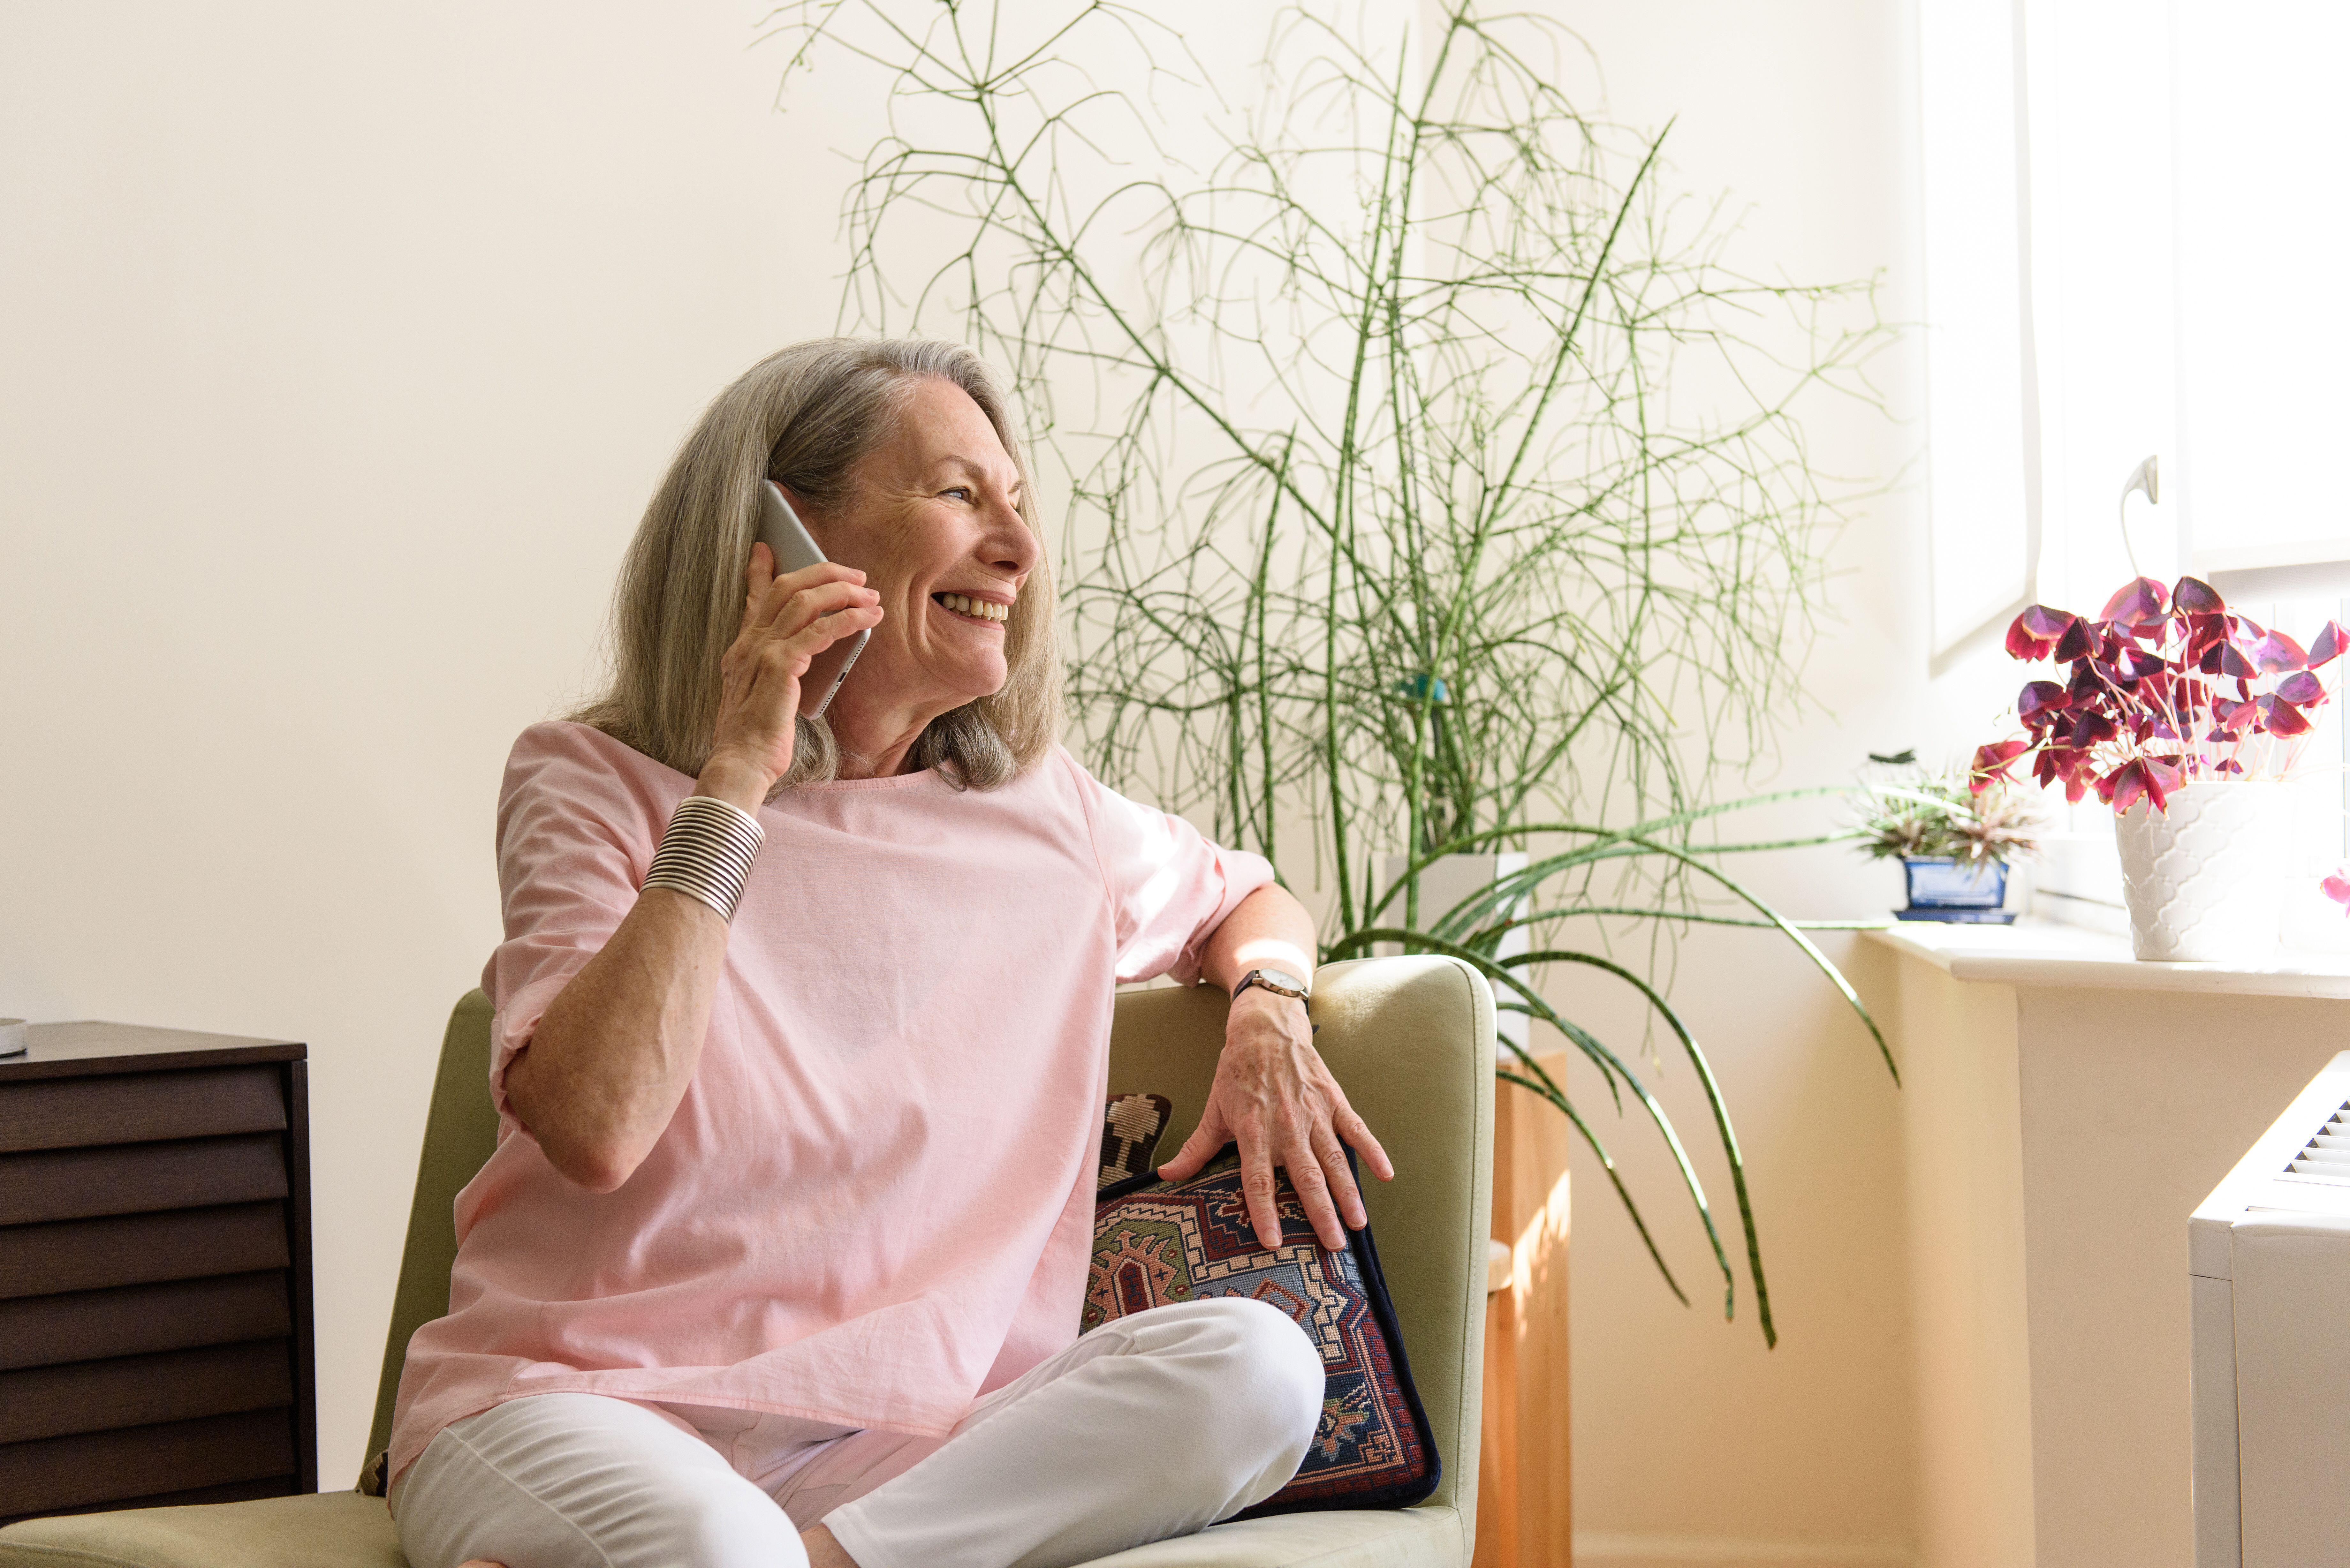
[396,1297,1325,1568]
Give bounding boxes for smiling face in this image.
[791,375,1039,743]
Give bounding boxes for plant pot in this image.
[2115,780,2288,962]
[1379,852,1530,1054]
[1895,857,2014,923]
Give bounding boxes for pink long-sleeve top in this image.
[386,721,1276,1487]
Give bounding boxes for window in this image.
[1917,0,2034,664]
[1919,0,2350,940]
[2175,6,2350,603]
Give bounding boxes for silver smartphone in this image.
[756,480,870,720]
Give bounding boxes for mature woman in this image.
[387,340,1393,1568]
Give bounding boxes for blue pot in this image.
[1897,856,2012,923]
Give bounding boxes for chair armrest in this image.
[1108,955,1497,1535]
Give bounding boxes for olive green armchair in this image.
[0,956,1495,1568]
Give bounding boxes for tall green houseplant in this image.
[770,0,1899,1343]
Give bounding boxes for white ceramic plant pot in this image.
[2114,780,2289,963]
[1379,852,1530,1055]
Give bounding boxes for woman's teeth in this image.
[934,593,1009,623]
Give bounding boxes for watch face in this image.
[1251,968,1308,996]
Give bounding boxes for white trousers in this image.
[392,1298,1326,1568]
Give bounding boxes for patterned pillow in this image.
[1099,1093,1173,1189]
[1085,1142,1439,1516]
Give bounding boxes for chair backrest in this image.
[368,957,1496,1524]
[365,991,500,1467]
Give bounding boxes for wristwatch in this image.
[1232,966,1311,1004]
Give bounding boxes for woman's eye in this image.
[942,486,974,502]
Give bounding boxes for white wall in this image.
[3,4,2014,1557]
[1519,6,2006,1565]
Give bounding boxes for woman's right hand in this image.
[698,541,881,808]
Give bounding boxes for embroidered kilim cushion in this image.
[1099,1092,1173,1189]
[1085,1142,1439,1516]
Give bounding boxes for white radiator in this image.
[2190,1049,2350,1567]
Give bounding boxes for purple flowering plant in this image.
[1970,575,2343,814]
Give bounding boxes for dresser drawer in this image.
[0,1067,285,1153]
[0,1202,290,1300]
[0,1272,292,1372]
[0,1408,295,1519]
[0,1133,287,1226]
[0,1340,294,1445]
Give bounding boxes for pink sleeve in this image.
[478,724,659,1135]
[1064,750,1278,987]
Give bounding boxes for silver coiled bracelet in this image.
[642,795,766,922]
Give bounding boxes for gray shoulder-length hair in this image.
[569,339,1062,792]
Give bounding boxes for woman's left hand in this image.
[1156,987,1393,1250]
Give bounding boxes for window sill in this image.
[1862,921,2350,1000]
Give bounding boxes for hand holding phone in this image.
[755,480,873,720]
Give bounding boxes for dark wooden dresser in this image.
[0,1022,315,1526]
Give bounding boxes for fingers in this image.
[1284,1123,1350,1249]
[1236,1123,1285,1250]
[778,600,883,661]
[1309,1121,1368,1234]
[738,543,778,635]
[1156,1106,1225,1182]
[728,607,883,718]
[750,560,868,636]
[1178,1110,1366,1250]
[745,578,879,659]
[1335,1102,1395,1182]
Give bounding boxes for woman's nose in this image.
[982,498,1040,576]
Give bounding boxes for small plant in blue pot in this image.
[1856,763,2042,923]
